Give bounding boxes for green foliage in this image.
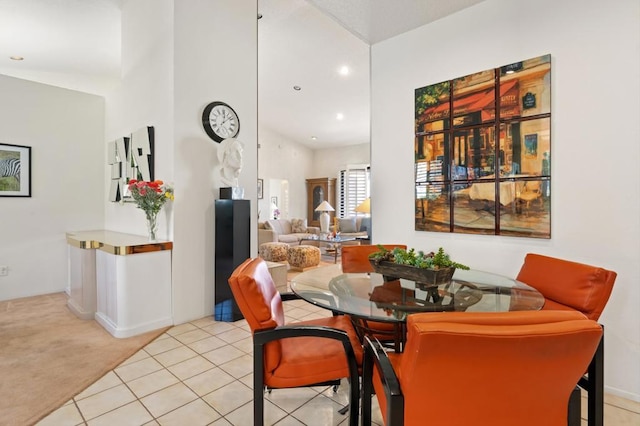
[415,81,450,117]
[369,245,469,270]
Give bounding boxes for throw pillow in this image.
[338,217,357,233]
[291,218,308,233]
[359,217,371,233]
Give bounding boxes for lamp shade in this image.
[354,197,370,214]
[314,200,334,212]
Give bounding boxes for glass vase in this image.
[146,211,159,242]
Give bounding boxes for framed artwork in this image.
[271,196,278,207]
[257,178,263,199]
[0,143,31,197]
[414,53,551,239]
[524,134,538,158]
[108,126,155,202]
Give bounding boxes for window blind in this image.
[338,165,370,217]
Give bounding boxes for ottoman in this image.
[265,261,288,292]
[259,242,289,262]
[288,245,321,271]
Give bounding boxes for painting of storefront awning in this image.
[414,54,551,239]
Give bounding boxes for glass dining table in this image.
[290,264,545,350]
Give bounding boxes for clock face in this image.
[202,101,240,142]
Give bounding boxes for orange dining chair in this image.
[362,311,603,426]
[341,244,407,351]
[516,253,617,426]
[228,257,362,426]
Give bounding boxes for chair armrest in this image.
[279,292,302,302]
[253,325,360,404]
[254,324,353,347]
[362,335,404,426]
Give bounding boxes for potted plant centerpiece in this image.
[369,246,469,289]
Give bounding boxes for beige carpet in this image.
[0,293,168,426]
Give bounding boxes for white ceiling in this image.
[0,0,484,149]
[308,0,485,45]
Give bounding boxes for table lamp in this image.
[354,197,370,214]
[355,197,371,239]
[315,200,334,233]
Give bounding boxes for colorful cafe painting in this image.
[414,54,551,239]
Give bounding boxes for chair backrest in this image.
[341,244,407,273]
[525,180,541,193]
[228,257,286,372]
[516,253,616,320]
[397,311,602,426]
[228,257,285,331]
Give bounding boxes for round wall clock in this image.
[202,101,240,143]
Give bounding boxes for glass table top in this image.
[290,264,545,322]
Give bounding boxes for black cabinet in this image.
[214,199,250,321]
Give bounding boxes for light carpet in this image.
[0,292,168,426]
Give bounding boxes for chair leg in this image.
[587,336,604,426]
[347,375,360,426]
[361,347,373,426]
[568,386,581,426]
[254,343,265,426]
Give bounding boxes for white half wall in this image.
[0,75,105,301]
[371,0,640,400]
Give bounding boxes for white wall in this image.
[258,126,314,220]
[257,134,369,221]
[105,0,257,324]
[371,0,640,400]
[0,75,105,301]
[313,143,369,179]
[104,0,174,239]
[172,0,257,324]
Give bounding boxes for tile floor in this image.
[38,298,640,426]
[37,299,380,426]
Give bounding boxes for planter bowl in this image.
[369,259,455,289]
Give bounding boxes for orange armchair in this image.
[362,311,603,426]
[516,253,616,320]
[516,253,617,426]
[341,244,407,274]
[228,257,362,426]
[341,244,407,351]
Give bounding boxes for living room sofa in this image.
[259,219,320,246]
[331,216,370,239]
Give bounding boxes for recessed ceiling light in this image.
[293,85,301,91]
[339,65,350,76]
[311,136,317,140]
[336,113,344,120]
[10,56,24,61]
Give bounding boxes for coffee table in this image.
[298,236,358,263]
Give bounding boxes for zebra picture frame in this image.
[0,143,31,197]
